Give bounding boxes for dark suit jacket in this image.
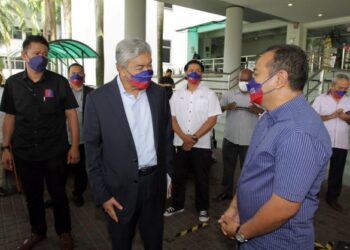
[82,85,94,120]
[84,77,173,223]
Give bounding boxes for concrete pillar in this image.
[223,7,243,73]
[286,23,307,50]
[124,0,146,39]
[187,30,199,60]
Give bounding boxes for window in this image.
[164,3,173,9]
[163,40,171,63]
[12,27,22,39]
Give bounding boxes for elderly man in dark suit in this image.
[84,38,173,250]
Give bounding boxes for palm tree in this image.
[61,0,72,38]
[157,1,164,81]
[0,0,26,45]
[95,0,104,87]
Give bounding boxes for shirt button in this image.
[133,180,138,184]
[34,130,37,134]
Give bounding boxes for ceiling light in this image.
[287,3,293,7]
[318,13,323,17]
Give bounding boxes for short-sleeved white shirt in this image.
[170,84,222,149]
[312,93,350,149]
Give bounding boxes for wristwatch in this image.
[1,145,11,152]
[235,226,248,243]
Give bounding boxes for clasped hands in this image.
[182,134,198,151]
[218,206,241,240]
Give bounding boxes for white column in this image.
[124,0,146,39]
[286,23,306,50]
[223,7,243,73]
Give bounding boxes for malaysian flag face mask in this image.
[128,69,153,90]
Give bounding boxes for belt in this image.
[138,165,158,176]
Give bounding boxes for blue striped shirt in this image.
[237,94,332,250]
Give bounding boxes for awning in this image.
[48,39,98,59]
[7,39,98,65]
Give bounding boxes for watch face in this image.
[235,230,246,243]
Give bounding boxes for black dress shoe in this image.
[213,193,233,202]
[326,199,343,212]
[16,233,46,250]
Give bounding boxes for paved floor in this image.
[1,149,350,250]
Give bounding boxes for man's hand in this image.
[226,102,237,111]
[248,104,264,114]
[182,134,197,151]
[67,146,80,164]
[218,206,240,237]
[2,150,15,171]
[103,197,124,223]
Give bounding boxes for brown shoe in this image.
[16,233,46,250]
[326,199,343,212]
[60,232,75,250]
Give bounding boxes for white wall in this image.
[71,0,97,85]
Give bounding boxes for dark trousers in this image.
[327,148,348,201]
[221,138,248,196]
[68,144,88,197]
[14,153,71,235]
[107,169,164,250]
[171,147,212,211]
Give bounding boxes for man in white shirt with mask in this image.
[215,69,263,201]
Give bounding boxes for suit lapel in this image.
[106,78,137,155]
[147,83,159,151]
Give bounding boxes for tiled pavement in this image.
[1,149,350,250]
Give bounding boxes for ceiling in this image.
[159,0,350,23]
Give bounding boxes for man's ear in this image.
[275,70,288,89]
[116,64,125,77]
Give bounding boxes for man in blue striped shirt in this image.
[219,44,332,249]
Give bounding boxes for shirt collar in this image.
[267,94,305,123]
[22,69,48,81]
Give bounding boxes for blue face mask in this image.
[28,55,48,72]
[335,90,347,97]
[187,72,201,85]
[128,69,153,90]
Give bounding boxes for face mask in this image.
[334,89,347,98]
[238,81,248,92]
[187,72,201,85]
[70,73,85,87]
[128,69,153,90]
[28,55,48,72]
[246,74,276,105]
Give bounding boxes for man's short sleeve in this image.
[169,92,177,117]
[312,96,322,114]
[62,80,78,110]
[220,91,229,107]
[208,90,222,117]
[0,81,16,115]
[274,132,326,202]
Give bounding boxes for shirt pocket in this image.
[194,96,209,119]
[40,97,60,114]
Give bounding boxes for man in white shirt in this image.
[164,60,222,222]
[215,69,262,202]
[312,74,350,212]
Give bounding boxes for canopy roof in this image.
[48,39,98,59]
[7,39,98,60]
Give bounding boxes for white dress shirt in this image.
[117,76,157,168]
[170,84,222,149]
[312,93,350,149]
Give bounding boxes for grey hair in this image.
[334,74,350,83]
[115,38,152,66]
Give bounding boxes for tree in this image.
[44,0,57,41]
[61,0,72,38]
[0,0,26,45]
[157,1,164,81]
[95,0,104,87]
